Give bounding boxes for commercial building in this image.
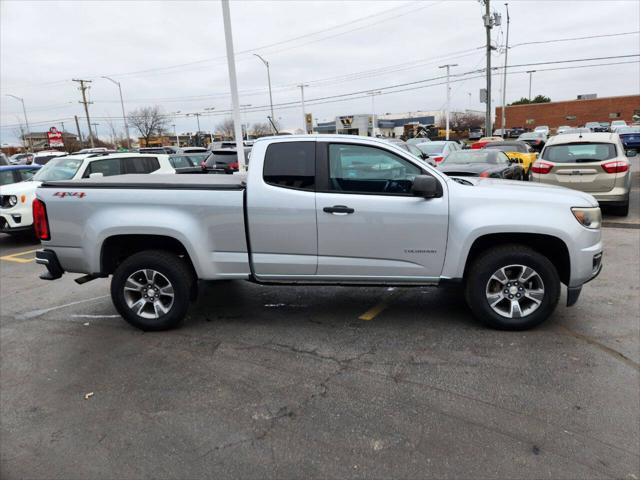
[495,95,640,130]
[315,111,442,137]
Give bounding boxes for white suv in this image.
[0,153,175,234]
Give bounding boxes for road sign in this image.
[47,127,64,148]
[480,88,487,104]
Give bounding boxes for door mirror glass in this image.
[411,175,439,198]
[626,149,637,157]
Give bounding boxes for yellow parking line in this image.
[358,290,400,321]
[0,249,38,264]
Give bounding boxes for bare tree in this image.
[250,122,272,137]
[127,105,168,146]
[215,118,235,139]
[450,112,484,131]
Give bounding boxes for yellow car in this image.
[484,141,538,178]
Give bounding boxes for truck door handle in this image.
[323,205,355,215]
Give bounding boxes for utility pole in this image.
[298,83,309,133]
[438,64,458,140]
[102,76,131,149]
[500,3,510,138]
[6,94,32,151]
[92,123,100,141]
[74,115,83,144]
[73,79,95,147]
[482,0,493,136]
[221,0,246,172]
[172,124,179,147]
[253,54,275,133]
[468,92,472,109]
[526,70,536,100]
[366,91,382,137]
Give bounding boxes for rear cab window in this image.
[263,142,315,190]
[542,143,617,163]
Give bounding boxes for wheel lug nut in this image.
[509,295,514,299]
[519,287,523,291]
[507,283,511,286]
[516,293,521,298]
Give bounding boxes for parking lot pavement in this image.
[1,223,639,479]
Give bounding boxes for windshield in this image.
[0,170,15,185]
[32,157,84,181]
[541,143,617,163]
[205,151,238,167]
[585,122,600,128]
[417,143,446,154]
[618,126,640,134]
[443,150,499,164]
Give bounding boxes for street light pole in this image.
[101,76,131,149]
[366,91,382,137]
[172,124,179,147]
[527,70,536,100]
[483,0,493,136]
[500,3,510,138]
[92,123,100,140]
[298,83,309,133]
[253,54,275,133]
[6,94,32,151]
[438,64,458,140]
[221,0,246,172]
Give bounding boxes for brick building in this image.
[495,95,640,130]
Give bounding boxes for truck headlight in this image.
[8,195,18,207]
[572,207,601,229]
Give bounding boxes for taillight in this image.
[531,161,553,174]
[601,160,629,174]
[229,162,239,170]
[32,198,50,240]
[479,171,490,178]
[433,156,444,163]
[200,161,207,170]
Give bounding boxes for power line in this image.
[510,30,639,48]
[2,57,638,130]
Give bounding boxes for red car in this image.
[471,136,503,149]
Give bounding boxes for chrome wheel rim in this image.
[485,264,545,319]
[123,269,174,319]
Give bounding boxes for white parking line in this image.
[70,314,120,319]
[16,295,110,320]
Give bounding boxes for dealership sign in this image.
[47,127,64,148]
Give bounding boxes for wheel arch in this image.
[462,233,570,285]
[100,234,198,279]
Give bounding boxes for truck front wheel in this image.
[110,250,194,331]
[465,245,560,330]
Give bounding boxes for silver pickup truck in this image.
[34,135,603,331]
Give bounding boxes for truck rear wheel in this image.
[465,245,560,330]
[110,250,194,331]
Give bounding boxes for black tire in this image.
[110,250,195,331]
[464,245,560,330]
[609,201,629,217]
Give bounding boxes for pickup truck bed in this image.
[42,172,247,190]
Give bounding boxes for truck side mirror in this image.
[626,149,637,158]
[411,175,439,198]
[89,172,104,178]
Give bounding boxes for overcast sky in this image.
[1,0,639,144]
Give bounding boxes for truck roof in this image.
[40,173,246,190]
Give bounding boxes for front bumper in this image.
[0,212,32,233]
[567,251,603,306]
[35,249,64,280]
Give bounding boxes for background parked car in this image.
[0,165,41,186]
[484,141,537,178]
[437,149,525,180]
[585,121,608,132]
[470,136,503,149]
[534,125,550,136]
[202,148,252,173]
[617,126,640,152]
[556,125,572,134]
[0,153,8,166]
[32,150,67,165]
[9,153,34,164]
[406,137,431,145]
[468,128,483,140]
[517,131,547,152]
[610,120,627,132]
[531,132,631,216]
[415,140,460,164]
[508,127,525,138]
